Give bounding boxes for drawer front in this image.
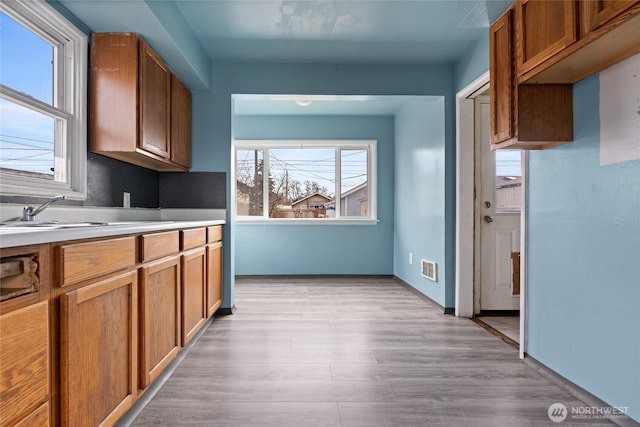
[207,225,222,243]
[140,231,179,262]
[181,228,206,251]
[58,237,136,287]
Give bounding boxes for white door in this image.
[475,96,521,311]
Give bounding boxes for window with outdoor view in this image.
[0,0,87,199]
[234,140,376,221]
[495,150,522,211]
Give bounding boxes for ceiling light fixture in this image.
[295,99,312,107]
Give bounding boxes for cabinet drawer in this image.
[181,228,206,251]
[58,237,136,287]
[140,231,179,262]
[0,301,49,427]
[207,225,222,243]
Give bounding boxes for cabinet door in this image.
[170,74,192,169]
[140,41,170,159]
[489,9,514,145]
[181,248,207,346]
[61,271,137,427]
[581,0,638,34]
[516,0,577,76]
[206,242,223,318]
[0,301,49,427]
[139,256,181,389]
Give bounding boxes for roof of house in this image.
[291,192,332,207]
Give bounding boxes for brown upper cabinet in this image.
[516,0,640,83]
[581,0,638,35]
[515,0,578,77]
[489,7,573,149]
[171,75,192,169]
[490,0,640,148]
[90,33,192,171]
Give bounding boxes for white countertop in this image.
[0,220,225,249]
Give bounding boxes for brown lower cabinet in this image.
[207,241,223,318]
[0,301,50,427]
[60,270,138,427]
[139,255,181,389]
[181,247,207,346]
[1,224,223,427]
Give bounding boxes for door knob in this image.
[483,215,494,223]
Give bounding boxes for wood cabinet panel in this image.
[170,74,192,169]
[13,401,49,427]
[489,9,514,144]
[206,242,223,318]
[58,237,136,287]
[140,41,171,159]
[181,228,206,251]
[0,301,49,427]
[140,231,179,262]
[181,247,207,346]
[90,33,138,155]
[581,0,638,34]
[516,84,573,144]
[518,2,640,83]
[139,256,181,389]
[516,0,577,76]
[60,271,137,427]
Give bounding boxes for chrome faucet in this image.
[22,195,66,221]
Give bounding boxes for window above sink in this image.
[0,0,88,200]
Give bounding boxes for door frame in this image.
[455,71,527,359]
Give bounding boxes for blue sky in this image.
[0,11,55,175]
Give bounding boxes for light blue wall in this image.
[454,33,489,92]
[191,62,455,307]
[233,115,394,275]
[527,74,640,421]
[393,100,448,307]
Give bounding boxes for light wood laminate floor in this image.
[131,277,612,426]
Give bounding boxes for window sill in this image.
[234,218,379,226]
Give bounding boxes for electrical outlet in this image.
[123,192,131,208]
[409,252,413,265]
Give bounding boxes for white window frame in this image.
[0,0,87,199]
[233,140,378,224]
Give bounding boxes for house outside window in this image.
[0,0,88,199]
[233,140,377,222]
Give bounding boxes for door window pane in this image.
[236,149,264,216]
[495,150,522,211]
[340,149,368,217]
